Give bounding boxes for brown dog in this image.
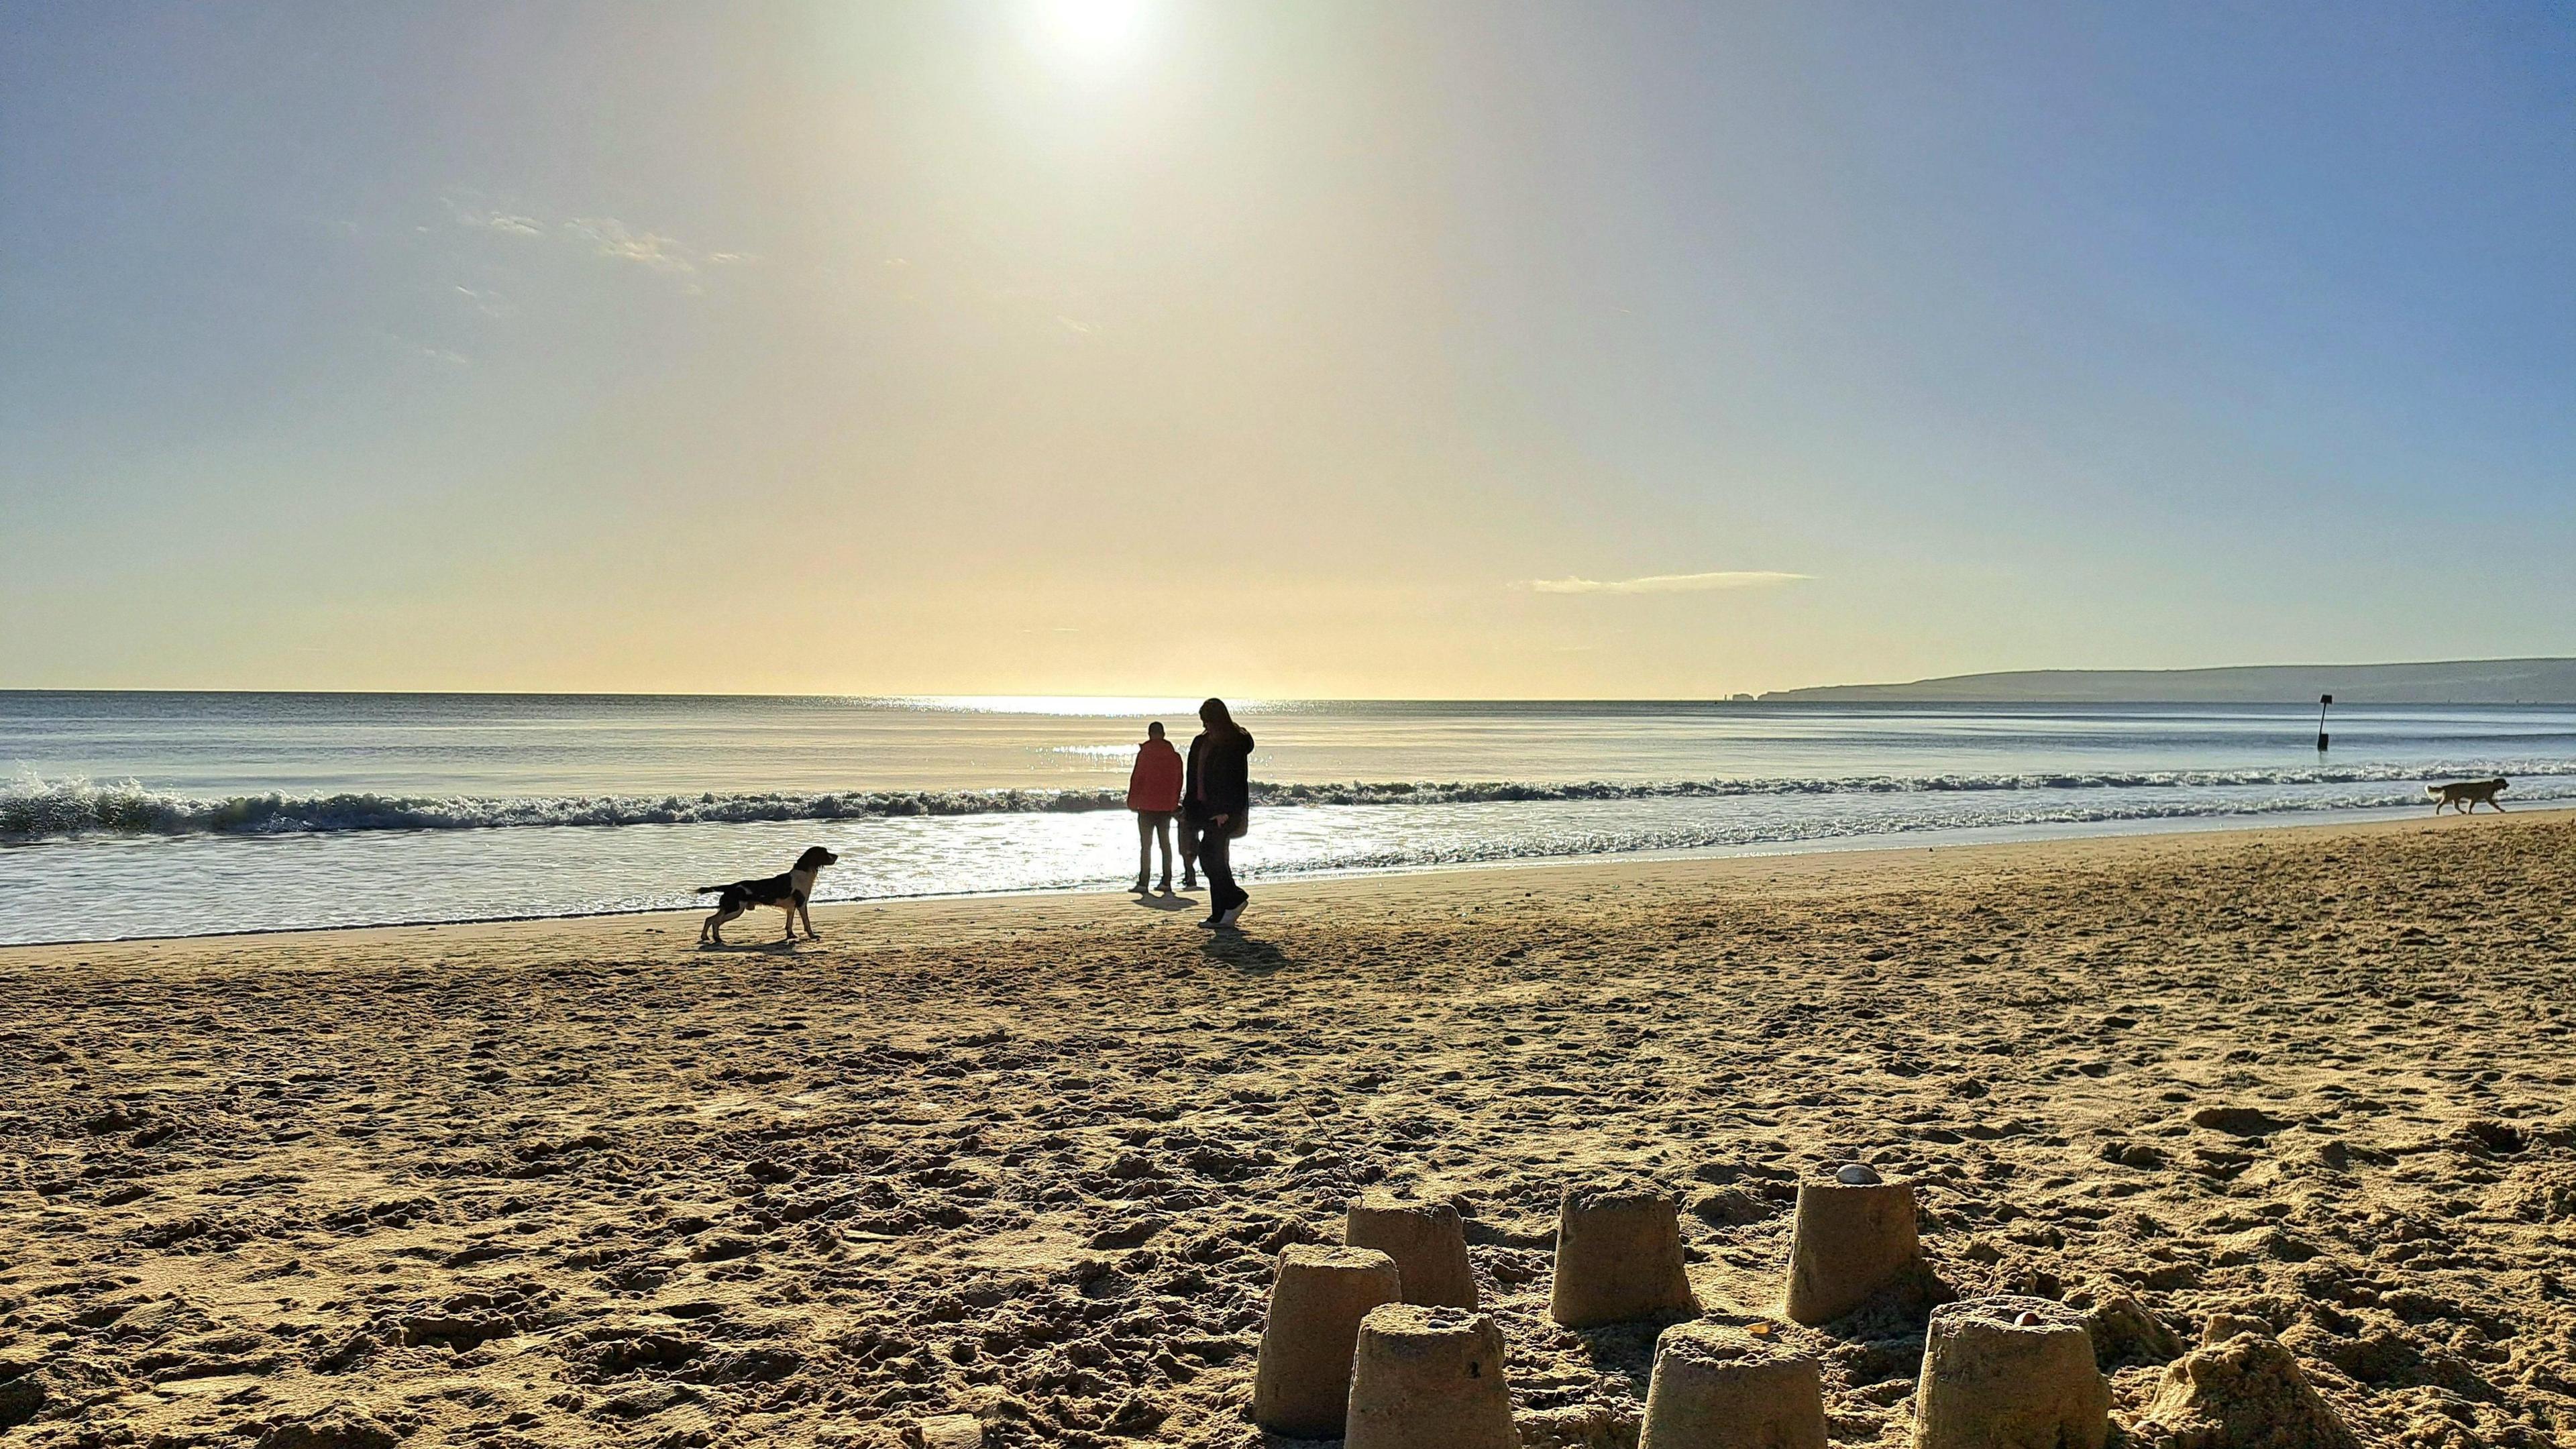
[2426,779,2509,814]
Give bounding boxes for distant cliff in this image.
[1763,657,2576,704]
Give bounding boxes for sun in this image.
[1028,0,1152,70]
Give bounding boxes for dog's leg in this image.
[800,899,819,939]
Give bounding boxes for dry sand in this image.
[5,813,2574,1448]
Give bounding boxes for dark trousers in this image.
[1198,828,1246,914]
[1134,811,1173,885]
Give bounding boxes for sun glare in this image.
[898,695,1205,717]
[1028,0,1152,70]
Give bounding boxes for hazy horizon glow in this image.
[3,2,2571,697]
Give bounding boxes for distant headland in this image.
[1764,656,2576,704]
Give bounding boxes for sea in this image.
[5,692,2572,946]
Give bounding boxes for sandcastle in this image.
[1913,1296,2110,1449]
[1344,1303,1521,1449]
[1232,1176,2155,1449]
[2135,1326,2358,1448]
[911,1415,983,1449]
[1250,1244,1403,1438]
[1638,1322,1827,1449]
[1550,1181,1699,1328]
[1348,1192,1480,1309]
[1782,1169,1930,1324]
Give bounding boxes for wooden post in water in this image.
[2315,693,2332,752]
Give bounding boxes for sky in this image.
[3,1,2571,698]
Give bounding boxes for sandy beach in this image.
[5,812,2573,1448]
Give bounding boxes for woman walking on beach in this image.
[1185,698,1254,930]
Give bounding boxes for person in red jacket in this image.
[1126,721,1186,894]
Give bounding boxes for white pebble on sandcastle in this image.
[1550,1181,1699,1328]
[1250,1244,1401,1438]
[1344,1302,1521,1449]
[1782,1164,1932,1324]
[1639,1322,1827,1449]
[1348,1192,1480,1309]
[1913,1297,2110,1449]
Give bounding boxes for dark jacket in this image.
[1185,727,1254,836]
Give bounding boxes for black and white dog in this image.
[696,846,837,945]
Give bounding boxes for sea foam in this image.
[7,762,2571,842]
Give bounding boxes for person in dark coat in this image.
[1183,697,1254,929]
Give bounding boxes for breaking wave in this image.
[9,761,2574,843]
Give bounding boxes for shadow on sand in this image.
[1132,891,1202,914]
[1200,931,1291,972]
[695,937,807,955]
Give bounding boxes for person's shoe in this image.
[1182,873,1197,889]
[1156,879,1173,894]
[1130,878,1150,894]
[1220,902,1245,928]
[1197,915,1223,930]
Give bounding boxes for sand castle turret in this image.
[1344,1303,1521,1449]
[1638,1322,1828,1449]
[1549,1181,1699,1328]
[1782,1169,1930,1324]
[912,1415,983,1449]
[1251,1244,1403,1438]
[1913,1297,2110,1449]
[1347,1193,1479,1309]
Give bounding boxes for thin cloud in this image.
[443,196,545,237]
[564,217,696,273]
[443,193,743,283]
[375,328,472,366]
[1523,570,1811,595]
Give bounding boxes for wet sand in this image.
[4,812,2573,1448]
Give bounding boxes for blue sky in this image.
[3,1,2570,695]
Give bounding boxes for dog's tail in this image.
[694,885,726,895]
[2425,784,2445,798]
